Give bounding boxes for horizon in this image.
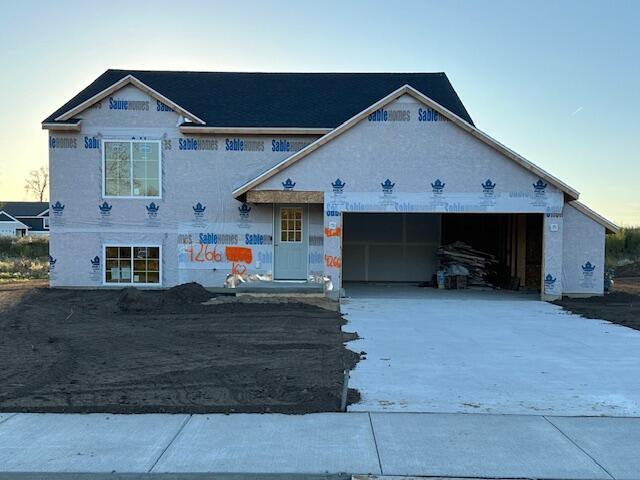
[0,0,638,226]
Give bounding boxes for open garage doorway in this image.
[342,213,543,291]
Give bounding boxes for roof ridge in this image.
[106,69,447,75]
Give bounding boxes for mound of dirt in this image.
[162,282,214,305]
[116,283,214,313]
[616,261,640,278]
[117,287,160,312]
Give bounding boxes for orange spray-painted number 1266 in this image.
[186,243,222,263]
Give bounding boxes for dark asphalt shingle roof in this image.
[43,70,474,127]
[0,202,49,217]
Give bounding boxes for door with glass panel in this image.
[274,205,308,280]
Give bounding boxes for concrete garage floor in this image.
[343,283,640,416]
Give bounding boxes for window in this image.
[105,246,160,284]
[43,218,49,229]
[104,140,160,197]
[280,207,302,242]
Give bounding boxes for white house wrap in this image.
[43,71,617,299]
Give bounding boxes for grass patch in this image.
[0,236,49,282]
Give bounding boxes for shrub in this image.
[0,236,49,281]
[0,236,49,259]
[606,227,640,268]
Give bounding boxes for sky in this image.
[0,0,638,225]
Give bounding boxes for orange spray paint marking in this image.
[325,255,341,268]
[225,246,253,264]
[231,263,247,275]
[324,227,342,237]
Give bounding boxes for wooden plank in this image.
[247,190,324,204]
[517,215,527,286]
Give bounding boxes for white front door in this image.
[274,205,308,280]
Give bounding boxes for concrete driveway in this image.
[343,284,640,416]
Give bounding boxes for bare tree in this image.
[24,167,49,202]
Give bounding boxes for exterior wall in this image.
[562,204,605,296]
[18,216,49,235]
[48,84,321,287]
[48,87,606,297]
[0,221,23,236]
[258,96,564,198]
[542,213,564,300]
[257,95,566,295]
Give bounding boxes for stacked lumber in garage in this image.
[437,242,498,286]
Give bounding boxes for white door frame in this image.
[272,203,309,281]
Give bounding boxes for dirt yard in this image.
[554,278,640,332]
[0,282,360,414]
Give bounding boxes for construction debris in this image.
[437,242,498,287]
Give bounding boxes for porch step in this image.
[235,281,324,295]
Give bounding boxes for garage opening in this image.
[342,213,542,290]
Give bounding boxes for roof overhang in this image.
[246,190,323,204]
[50,74,206,125]
[42,119,82,131]
[0,211,29,228]
[233,84,580,200]
[569,200,619,234]
[180,125,331,135]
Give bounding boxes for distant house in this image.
[0,202,49,237]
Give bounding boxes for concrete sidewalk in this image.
[1,412,639,479]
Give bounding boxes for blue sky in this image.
[1,0,638,224]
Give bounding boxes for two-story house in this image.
[42,70,617,299]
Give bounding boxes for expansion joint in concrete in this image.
[542,415,615,480]
[367,413,383,475]
[147,414,193,473]
[0,413,17,427]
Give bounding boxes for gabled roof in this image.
[0,212,17,222]
[233,85,580,200]
[569,201,619,234]
[0,202,49,217]
[43,70,474,127]
[49,75,206,125]
[0,211,28,228]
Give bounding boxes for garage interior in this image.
[342,213,543,290]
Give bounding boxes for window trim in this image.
[102,243,162,286]
[102,139,162,199]
[43,217,50,229]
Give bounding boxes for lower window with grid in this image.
[105,246,160,285]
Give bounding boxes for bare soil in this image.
[554,279,640,331]
[615,261,640,278]
[0,282,360,414]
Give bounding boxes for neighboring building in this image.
[0,202,49,237]
[42,70,618,299]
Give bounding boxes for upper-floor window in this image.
[103,140,161,198]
